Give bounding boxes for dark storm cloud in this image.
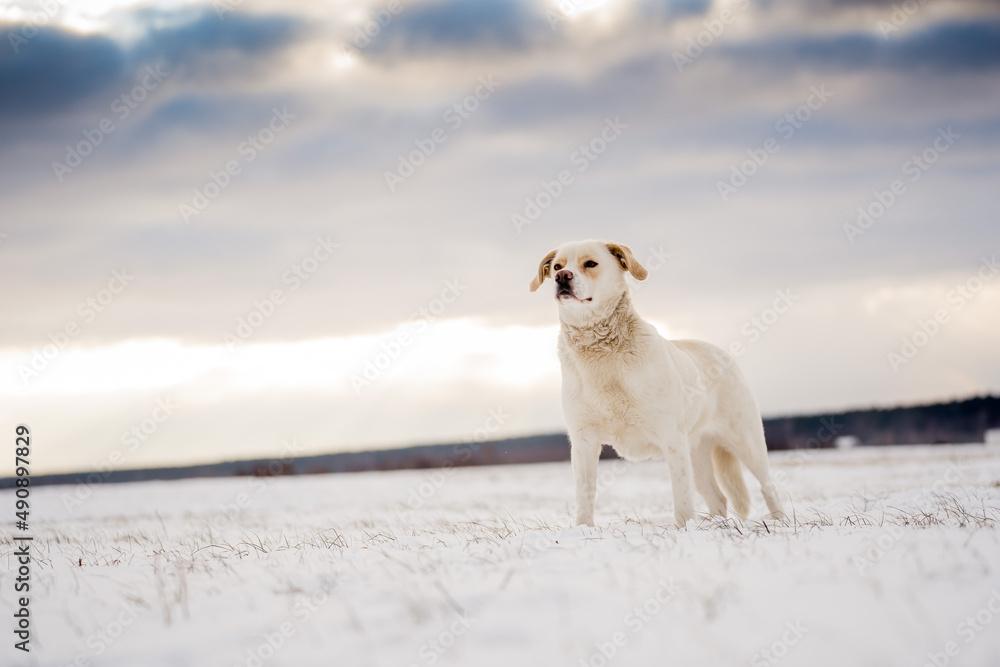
[0,8,304,119]
[0,28,125,117]
[363,0,546,55]
[362,0,713,57]
[717,20,1000,74]
[810,0,1000,8]
[129,7,304,71]
[627,0,712,22]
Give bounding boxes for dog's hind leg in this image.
[736,429,787,520]
[692,438,728,517]
[711,445,750,520]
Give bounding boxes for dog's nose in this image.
[555,269,574,284]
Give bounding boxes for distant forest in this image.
[763,395,1000,450]
[5,395,999,489]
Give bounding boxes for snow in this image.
[3,444,1000,667]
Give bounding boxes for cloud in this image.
[636,0,712,20]
[0,28,126,117]
[717,20,1000,74]
[0,0,998,465]
[360,0,715,58]
[129,7,305,74]
[0,8,305,119]
[362,0,547,55]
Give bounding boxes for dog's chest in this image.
[575,367,666,459]
[572,359,652,427]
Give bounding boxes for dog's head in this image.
[529,240,647,323]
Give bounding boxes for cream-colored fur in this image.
[530,240,786,527]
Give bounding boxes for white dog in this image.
[530,240,786,527]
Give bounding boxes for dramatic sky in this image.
[1,0,998,474]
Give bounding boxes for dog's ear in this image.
[529,249,558,292]
[606,242,648,281]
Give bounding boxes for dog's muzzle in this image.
[555,269,574,297]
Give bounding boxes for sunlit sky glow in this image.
[1,0,998,473]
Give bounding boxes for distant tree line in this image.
[6,395,998,489]
[763,395,1000,450]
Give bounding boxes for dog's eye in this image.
[553,263,562,271]
[584,260,598,268]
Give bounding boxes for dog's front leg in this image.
[570,432,601,527]
[664,438,697,528]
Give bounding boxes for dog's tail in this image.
[712,447,750,520]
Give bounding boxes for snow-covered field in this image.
[4,444,1000,667]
